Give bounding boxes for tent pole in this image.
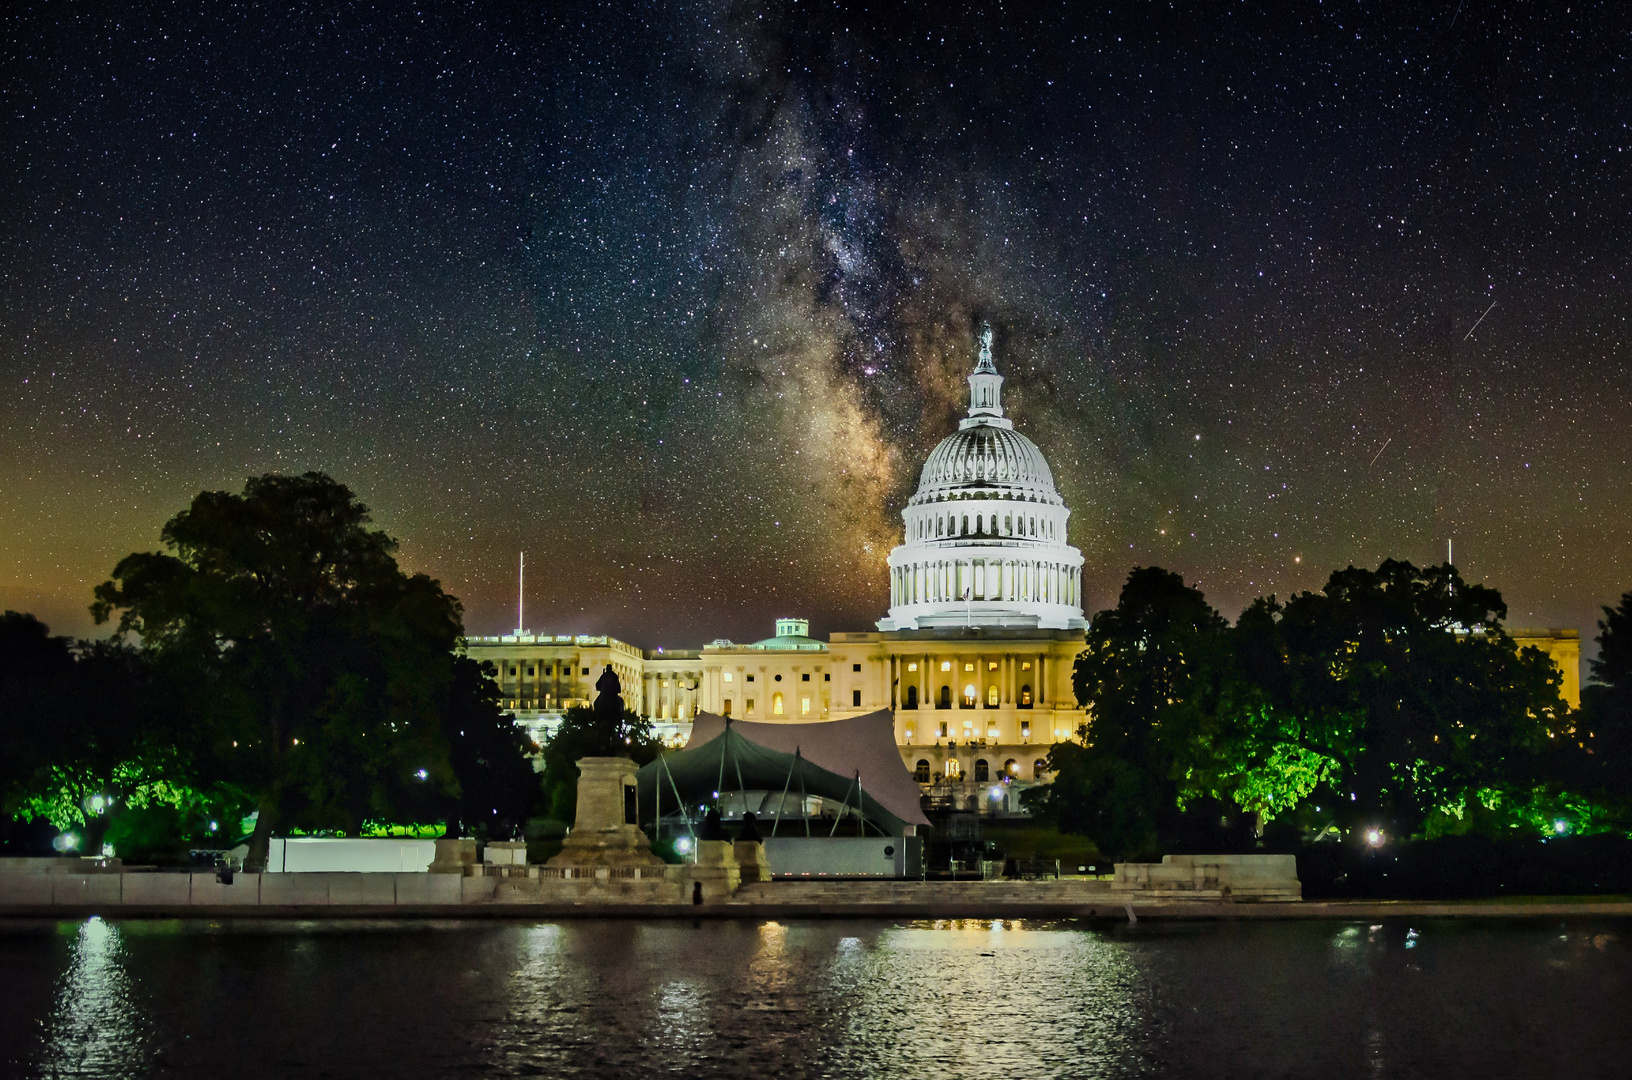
[661,755,695,839]
[715,723,728,816]
[771,749,797,838]
[800,753,810,837]
[731,732,748,814]
[829,774,858,837]
[855,771,866,837]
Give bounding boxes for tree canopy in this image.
[89,472,536,867]
[1032,561,1579,859]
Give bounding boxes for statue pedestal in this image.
[429,838,477,874]
[734,840,770,884]
[546,756,663,869]
[683,840,741,903]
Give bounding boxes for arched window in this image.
[963,683,977,708]
[772,692,785,716]
[974,759,989,782]
[987,684,999,707]
[938,685,952,709]
[914,759,931,783]
[962,514,969,535]
[1004,757,1018,776]
[945,759,962,778]
[1029,516,1036,536]
[904,685,919,710]
[1005,513,1012,534]
[1033,759,1047,779]
[1019,684,1032,708]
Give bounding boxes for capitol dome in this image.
[878,324,1086,632]
[913,423,1061,507]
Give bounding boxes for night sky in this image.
[3,2,1629,651]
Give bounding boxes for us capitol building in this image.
[465,326,1092,810]
[463,326,1582,811]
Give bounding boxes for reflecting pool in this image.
[1,917,1628,1078]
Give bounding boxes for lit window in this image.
[723,699,733,717]
[945,759,962,778]
[1021,661,1032,671]
[801,696,811,715]
[723,671,733,682]
[987,685,999,707]
[940,661,952,672]
[908,662,918,672]
[773,693,785,716]
[964,662,975,672]
[1020,685,1033,707]
[988,661,998,670]
[746,698,755,713]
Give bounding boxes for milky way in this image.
[2,3,1629,649]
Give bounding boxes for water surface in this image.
[1,916,1627,1078]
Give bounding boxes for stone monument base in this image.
[684,840,741,902]
[545,756,664,870]
[734,840,770,885]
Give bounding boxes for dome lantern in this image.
[965,321,1006,424]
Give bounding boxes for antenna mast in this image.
[517,551,525,634]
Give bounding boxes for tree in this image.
[1573,591,1632,826]
[439,655,541,839]
[1267,561,1568,839]
[91,472,490,869]
[0,611,241,858]
[1026,567,1233,859]
[1032,560,1574,858]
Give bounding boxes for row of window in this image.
[913,758,1048,782]
[901,685,1033,709]
[721,671,829,683]
[720,692,813,718]
[503,663,592,678]
[916,511,1056,541]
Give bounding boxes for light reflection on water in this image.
[0,917,1627,1079]
[38,917,150,1079]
